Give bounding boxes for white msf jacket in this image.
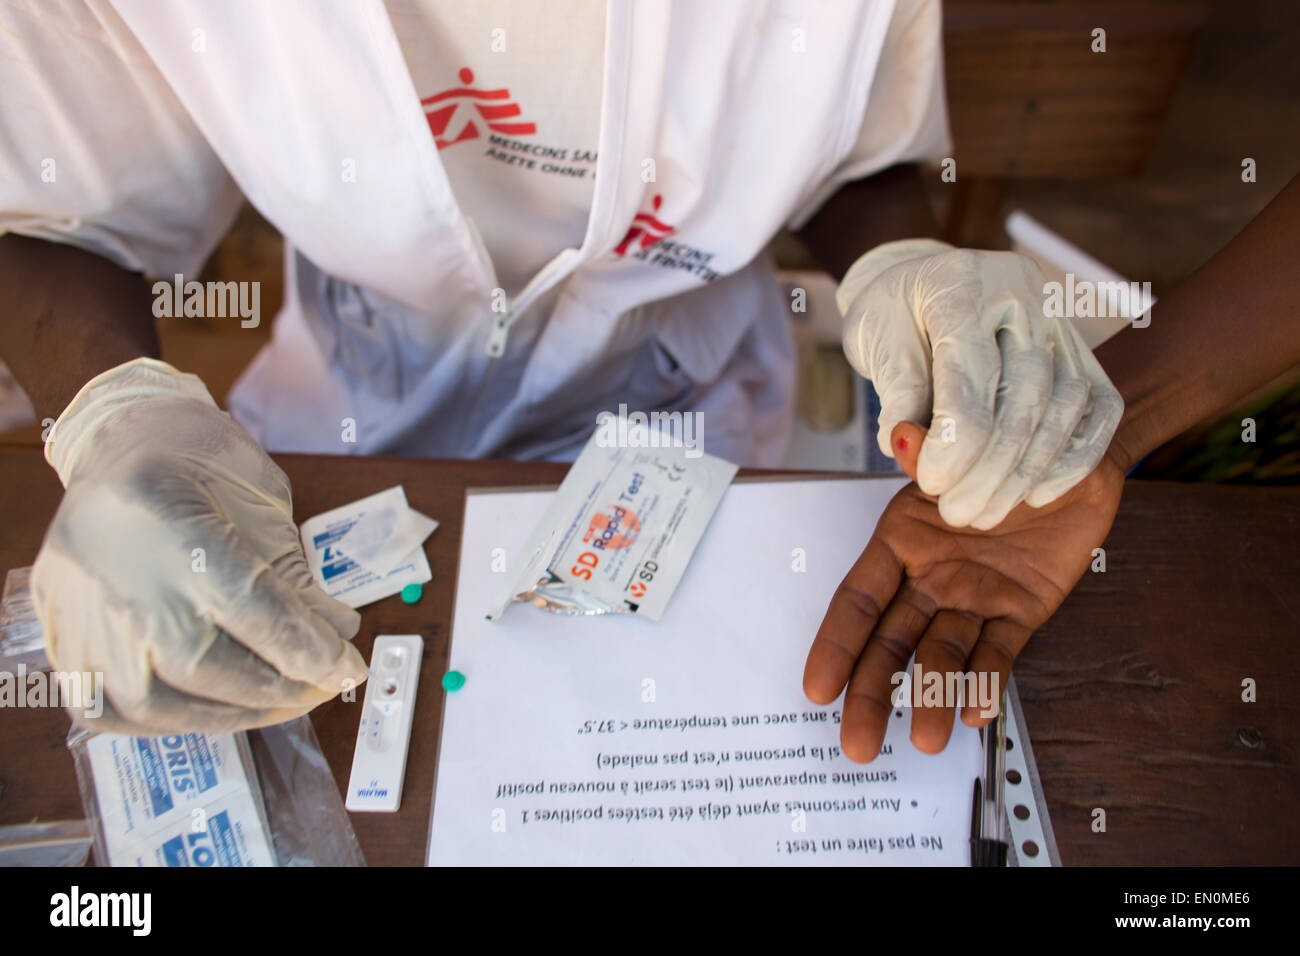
[0,0,949,465]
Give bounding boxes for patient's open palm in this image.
[804,424,1124,762]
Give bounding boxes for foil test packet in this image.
[488,424,737,621]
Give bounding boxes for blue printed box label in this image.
[87,732,273,867]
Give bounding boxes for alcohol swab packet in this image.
[300,486,433,608]
[80,732,275,867]
[336,502,438,578]
[488,422,737,621]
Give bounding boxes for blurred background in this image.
[4,0,1297,480]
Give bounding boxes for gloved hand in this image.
[838,239,1123,529]
[32,358,367,734]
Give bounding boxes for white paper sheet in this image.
[427,478,982,866]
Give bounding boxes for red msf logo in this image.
[614,195,674,256]
[421,67,536,150]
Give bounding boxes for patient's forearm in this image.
[1097,174,1300,472]
[0,234,158,420]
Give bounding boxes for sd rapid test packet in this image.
[488,424,737,620]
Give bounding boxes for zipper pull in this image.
[485,307,511,358]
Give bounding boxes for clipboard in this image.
[999,675,1062,866]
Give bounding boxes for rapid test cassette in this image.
[346,634,423,812]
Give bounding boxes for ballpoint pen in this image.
[970,696,1009,867]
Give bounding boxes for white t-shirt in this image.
[1,0,947,290]
[385,0,606,296]
[384,0,946,296]
[0,0,951,464]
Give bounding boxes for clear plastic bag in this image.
[0,566,48,672]
[244,716,366,866]
[69,716,364,867]
[0,820,92,866]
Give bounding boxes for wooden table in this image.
[1,446,1296,865]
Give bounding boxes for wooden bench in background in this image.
[943,0,1209,247]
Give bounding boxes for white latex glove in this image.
[32,358,367,734]
[839,239,1123,529]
